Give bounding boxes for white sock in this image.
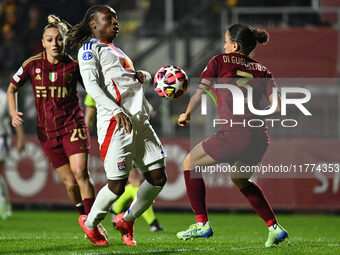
[123,180,163,222]
[85,184,119,229]
[197,221,209,226]
[268,223,278,232]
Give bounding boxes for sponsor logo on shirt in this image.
[117,161,126,171]
[82,51,93,61]
[49,72,57,82]
[35,86,71,98]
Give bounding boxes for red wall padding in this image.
[254,28,338,78]
[3,136,340,211]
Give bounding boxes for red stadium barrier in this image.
[2,136,340,211]
[254,27,338,78]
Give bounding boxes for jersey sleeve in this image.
[10,61,31,88]
[78,43,123,116]
[200,56,218,80]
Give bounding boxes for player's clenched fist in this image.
[178,113,190,127]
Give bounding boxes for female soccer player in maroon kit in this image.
[177,24,288,248]
[7,15,101,223]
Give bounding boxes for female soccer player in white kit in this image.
[68,5,167,246]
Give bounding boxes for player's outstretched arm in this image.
[7,83,24,127]
[178,78,210,127]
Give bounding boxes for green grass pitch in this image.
[0,210,339,254]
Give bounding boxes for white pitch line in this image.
[69,243,340,255]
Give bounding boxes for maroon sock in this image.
[75,203,85,215]
[240,181,277,227]
[184,171,208,223]
[83,198,95,215]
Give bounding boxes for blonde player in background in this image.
[0,89,24,219]
[7,16,107,238]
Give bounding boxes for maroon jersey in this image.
[200,52,277,130]
[11,51,85,139]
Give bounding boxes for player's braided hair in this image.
[67,5,107,48]
[43,15,71,38]
[228,24,269,56]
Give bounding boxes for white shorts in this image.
[0,134,11,162]
[99,114,166,180]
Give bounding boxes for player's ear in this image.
[90,20,96,30]
[232,41,239,52]
[41,38,46,48]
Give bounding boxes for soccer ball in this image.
[154,65,189,99]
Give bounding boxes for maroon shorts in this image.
[202,129,270,166]
[39,127,90,169]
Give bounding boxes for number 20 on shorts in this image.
[70,128,87,142]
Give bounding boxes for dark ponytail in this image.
[228,24,269,55]
[67,5,107,48]
[252,28,269,44]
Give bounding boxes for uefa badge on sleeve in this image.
[117,161,126,171]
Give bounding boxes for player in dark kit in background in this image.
[7,15,106,236]
[177,24,288,248]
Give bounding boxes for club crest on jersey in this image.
[35,68,41,74]
[49,72,57,82]
[83,51,93,61]
[117,161,126,171]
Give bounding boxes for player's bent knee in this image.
[72,167,89,181]
[144,159,167,186]
[151,172,167,187]
[108,179,128,196]
[231,177,250,189]
[145,169,167,187]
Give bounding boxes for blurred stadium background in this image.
[1,0,340,213]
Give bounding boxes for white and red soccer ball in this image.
[154,65,189,99]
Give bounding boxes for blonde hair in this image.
[43,15,71,37]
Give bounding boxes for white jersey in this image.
[78,39,151,118]
[0,90,11,137]
[78,39,165,179]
